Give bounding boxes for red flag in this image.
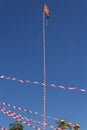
[44,4,50,24]
[44,4,50,16]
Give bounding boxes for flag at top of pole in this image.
[44,4,50,24]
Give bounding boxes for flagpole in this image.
[43,7,46,130]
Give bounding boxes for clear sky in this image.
[0,0,87,129]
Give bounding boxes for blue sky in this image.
[0,0,87,129]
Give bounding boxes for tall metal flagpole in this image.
[43,7,46,130]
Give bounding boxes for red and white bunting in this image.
[0,107,43,130]
[0,126,7,130]
[0,101,58,120]
[0,75,87,93]
[0,102,74,129]
[0,107,58,129]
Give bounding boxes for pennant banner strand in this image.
[0,101,58,120]
[0,107,58,129]
[0,101,74,127]
[2,107,43,125]
[0,106,76,130]
[0,107,43,130]
[0,75,87,93]
[1,106,56,129]
[0,126,7,130]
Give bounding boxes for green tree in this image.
[73,124,80,130]
[55,119,72,130]
[9,120,24,130]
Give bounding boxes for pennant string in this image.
[0,125,7,130]
[0,101,75,128]
[0,107,59,129]
[0,107,43,130]
[0,106,78,130]
[0,75,87,93]
[0,101,58,120]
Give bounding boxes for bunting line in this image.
[0,106,57,129]
[0,107,43,130]
[0,106,76,130]
[0,126,7,130]
[0,75,87,93]
[0,107,58,129]
[0,101,58,120]
[0,101,74,128]
[1,107,42,125]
